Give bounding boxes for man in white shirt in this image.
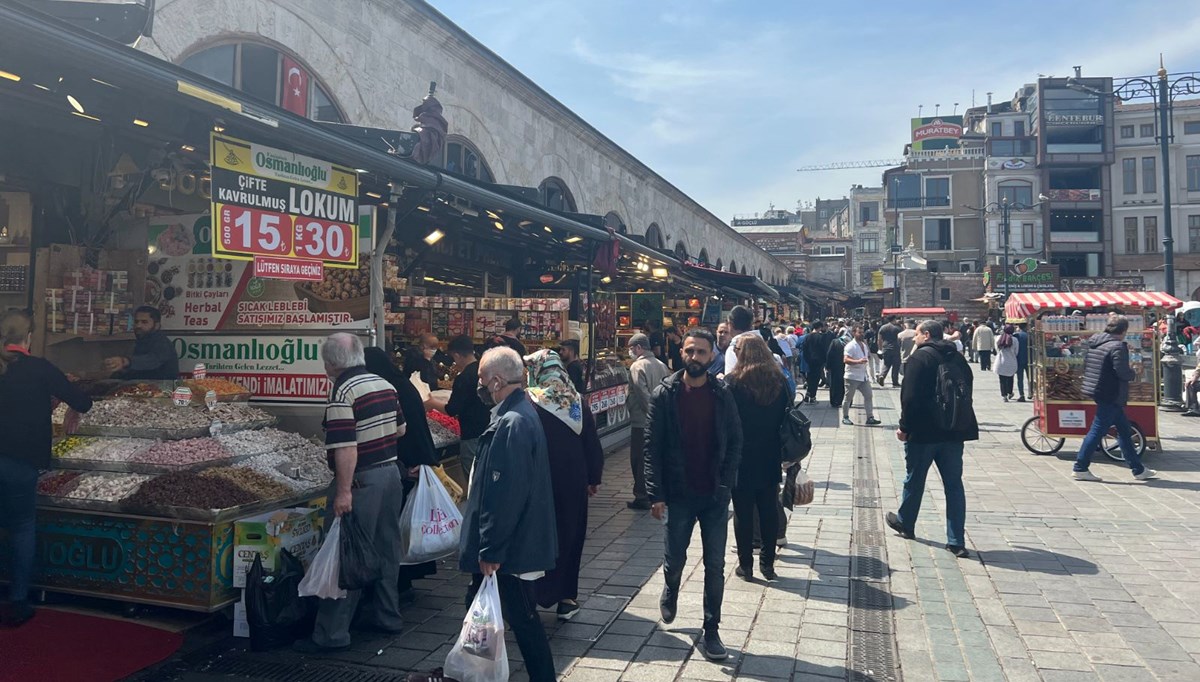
[843,325,880,426]
[723,305,757,375]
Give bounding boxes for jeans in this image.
[1016,363,1028,398]
[978,350,992,371]
[1073,401,1146,476]
[662,494,728,631]
[881,349,901,386]
[467,574,555,682]
[732,484,778,568]
[844,378,875,420]
[630,426,648,502]
[0,456,37,603]
[895,441,966,547]
[459,438,480,483]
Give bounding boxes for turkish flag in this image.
[280,56,309,116]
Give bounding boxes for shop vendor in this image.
[103,305,180,380]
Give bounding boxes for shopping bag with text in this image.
[399,464,463,564]
[297,517,347,599]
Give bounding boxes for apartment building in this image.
[883,146,986,274]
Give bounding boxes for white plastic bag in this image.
[297,517,347,599]
[409,373,432,401]
[795,471,815,506]
[445,574,509,682]
[399,465,463,564]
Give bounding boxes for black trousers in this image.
[978,350,992,371]
[827,370,845,407]
[881,349,901,386]
[733,484,779,568]
[999,374,1015,398]
[467,574,555,682]
[806,362,826,402]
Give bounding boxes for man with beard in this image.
[104,306,180,380]
[646,329,742,662]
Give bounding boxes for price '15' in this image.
[219,205,292,256]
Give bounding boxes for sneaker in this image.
[842,417,853,425]
[1073,470,1103,482]
[865,417,882,426]
[1134,469,1159,481]
[1017,396,1026,402]
[945,544,970,559]
[735,564,753,581]
[1,601,34,628]
[1181,411,1200,417]
[293,638,351,655]
[759,563,778,582]
[659,589,677,624]
[405,668,461,682]
[626,499,651,511]
[1003,396,1009,403]
[701,629,729,661]
[557,600,580,621]
[885,512,914,540]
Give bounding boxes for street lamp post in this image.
[966,197,1043,303]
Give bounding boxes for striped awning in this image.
[1005,291,1184,320]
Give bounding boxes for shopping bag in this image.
[434,464,464,504]
[399,465,464,564]
[338,511,384,591]
[444,574,509,682]
[781,463,816,509]
[297,517,347,599]
[245,549,315,651]
[794,470,815,506]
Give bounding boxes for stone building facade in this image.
[133,0,789,283]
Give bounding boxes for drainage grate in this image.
[204,656,410,682]
[852,546,889,582]
[854,496,881,509]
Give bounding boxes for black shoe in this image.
[885,512,914,540]
[659,589,677,624]
[1016,396,1026,402]
[946,544,970,559]
[557,600,580,621]
[2,601,34,628]
[293,638,351,654]
[1181,411,1200,417]
[626,499,651,510]
[865,417,882,426]
[701,629,729,661]
[735,564,753,581]
[759,563,778,582]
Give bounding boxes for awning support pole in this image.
[585,241,596,391]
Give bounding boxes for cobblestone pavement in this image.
[166,365,1200,682]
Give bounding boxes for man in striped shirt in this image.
[296,333,408,654]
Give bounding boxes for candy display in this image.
[52,436,95,458]
[216,430,284,457]
[108,383,169,399]
[63,473,151,502]
[181,378,250,401]
[79,398,211,431]
[38,470,83,496]
[206,403,273,425]
[277,442,334,487]
[231,453,313,492]
[58,437,154,463]
[201,467,293,500]
[131,438,234,467]
[427,410,461,436]
[125,470,259,510]
[429,419,459,449]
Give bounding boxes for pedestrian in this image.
[865,321,881,377]
[709,322,731,376]
[363,347,441,601]
[995,324,1019,402]
[1072,315,1159,482]
[524,350,604,621]
[557,338,587,394]
[404,333,443,390]
[886,320,978,559]
[428,335,489,480]
[1182,363,1200,417]
[963,322,976,363]
[803,321,833,405]
[843,325,881,426]
[1013,323,1030,402]
[0,310,93,627]
[793,325,810,390]
[825,328,848,408]
[499,317,528,357]
[725,334,790,582]
[297,333,406,654]
[898,320,918,376]
[722,305,757,375]
[972,320,995,371]
[666,326,684,371]
[626,333,670,510]
[458,346,557,680]
[646,318,666,363]
[877,315,902,388]
[646,328,742,662]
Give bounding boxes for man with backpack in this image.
[885,320,978,559]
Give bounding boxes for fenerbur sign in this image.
[209,133,359,279]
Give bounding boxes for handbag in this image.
[779,400,813,462]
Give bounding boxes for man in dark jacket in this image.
[877,315,902,388]
[1072,315,1157,482]
[458,346,556,681]
[803,321,832,404]
[104,306,179,380]
[886,320,979,559]
[646,328,742,662]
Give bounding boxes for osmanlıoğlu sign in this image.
[171,334,332,403]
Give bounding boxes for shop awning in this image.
[679,263,779,300]
[1004,291,1184,320]
[882,307,946,316]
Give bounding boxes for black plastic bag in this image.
[245,549,314,651]
[338,511,384,590]
[781,462,800,511]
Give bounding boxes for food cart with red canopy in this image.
[1007,291,1184,459]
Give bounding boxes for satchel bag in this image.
[779,401,813,462]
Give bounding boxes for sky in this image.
[428,0,1200,224]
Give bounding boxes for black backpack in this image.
[780,400,813,462]
[931,348,974,432]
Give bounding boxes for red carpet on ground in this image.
[0,608,183,682]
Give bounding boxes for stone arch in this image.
[698,248,709,265]
[645,223,665,250]
[728,259,738,273]
[603,211,627,234]
[443,134,495,182]
[741,265,747,275]
[538,177,577,212]
[674,240,689,261]
[715,258,723,270]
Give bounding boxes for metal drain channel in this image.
[847,424,901,682]
[204,656,410,682]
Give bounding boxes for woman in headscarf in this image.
[524,349,603,621]
[363,346,441,599]
[994,324,1020,402]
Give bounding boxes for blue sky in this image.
[429,0,1200,223]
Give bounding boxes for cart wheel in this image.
[1021,416,1065,455]
[1100,423,1146,461]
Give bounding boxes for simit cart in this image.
[1009,291,1184,460]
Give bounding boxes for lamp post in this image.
[891,177,903,307]
[966,197,1044,301]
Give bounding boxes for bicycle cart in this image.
[1006,291,1184,461]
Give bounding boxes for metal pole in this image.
[1158,66,1185,408]
[1002,201,1011,299]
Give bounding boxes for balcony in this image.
[988,138,1037,157]
[906,146,986,162]
[888,196,952,209]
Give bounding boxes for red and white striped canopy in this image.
[1005,291,1184,320]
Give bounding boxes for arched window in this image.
[758,269,764,279]
[180,43,345,122]
[444,137,494,182]
[698,248,709,265]
[715,258,723,270]
[604,211,626,234]
[644,223,665,250]
[538,177,576,212]
[741,265,747,275]
[998,180,1033,206]
[674,241,689,261]
[728,259,737,273]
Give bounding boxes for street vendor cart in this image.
[1009,291,1184,460]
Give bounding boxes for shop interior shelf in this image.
[48,332,136,346]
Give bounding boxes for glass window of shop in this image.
[1051,252,1101,277]
[180,43,345,122]
[1048,210,1102,243]
[1041,88,1104,154]
[1022,222,1035,249]
[1189,215,1200,252]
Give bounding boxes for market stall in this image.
[1009,291,1184,459]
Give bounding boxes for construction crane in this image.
[796,159,906,172]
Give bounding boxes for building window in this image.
[834,246,846,254]
[674,241,689,260]
[538,177,576,212]
[924,177,950,207]
[1022,222,1035,249]
[645,223,664,250]
[819,246,832,255]
[1188,155,1200,191]
[859,201,879,224]
[1140,123,1155,138]
[1120,125,1135,139]
[998,181,1033,206]
[991,121,1003,137]
[443,138,495,182]
[1189,215,1200,252]
[1185,121,1200,135]
[1124,217,1139,253]
[1014,120,1025,137]
[180,43,345,122]
[1122,158,1137,194]
[860,236,879,253]
[939,287,951,302]
[923,218,952,251]
[1142,157,1157,194]
[1144,216,1158,253]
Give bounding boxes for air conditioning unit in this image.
[959,261,975,273]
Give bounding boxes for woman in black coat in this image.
[364,347,441,597]
[725,334,792,582]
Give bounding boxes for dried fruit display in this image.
[108,383,169,399]
[232,453,312,492]
[429,419,459,449]
[181,378,250,400]
[304,262,369,301]
[79,398,210,430]
[38,470,83,496]
[64,472,151,502]
[131,438,234,467]
[201,467,293,500]
[206,403,273,424]
[125,471,258,510]
[53,437,95,458]
[427,410,461,436]
[60,438,154,463]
